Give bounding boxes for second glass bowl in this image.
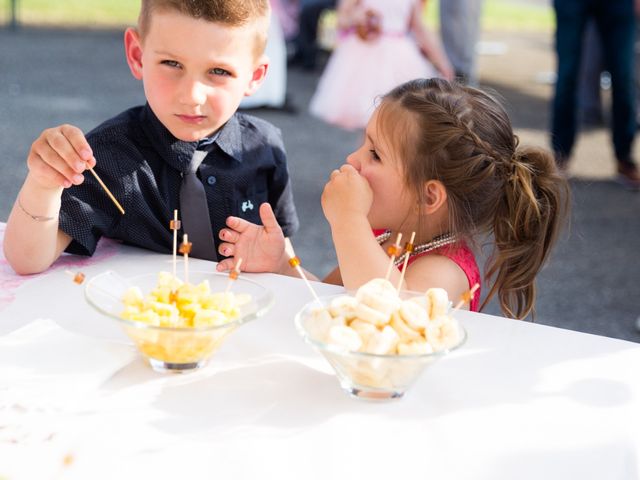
[295,293,466,401]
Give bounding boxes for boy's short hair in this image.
[138,0,270,59]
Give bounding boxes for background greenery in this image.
[2,0,553,31]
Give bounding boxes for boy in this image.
[4,0,298,274]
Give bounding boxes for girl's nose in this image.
[346,152,360,171]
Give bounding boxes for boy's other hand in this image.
[216,203,287,273]
[28,124,95,190]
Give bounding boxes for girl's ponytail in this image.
[483,145,570,318]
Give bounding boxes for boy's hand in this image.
[27,124,95,190]
[216,203,287,273]
[321,164,373,226]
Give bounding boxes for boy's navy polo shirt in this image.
[59,103,298,260]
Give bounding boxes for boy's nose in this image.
[180,79,207,106]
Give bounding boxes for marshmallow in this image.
[426,316,461,351]
[426,288,450,319]
[327,325,363,352]
[355,278,401,316]
[354,302,391,327]
[364,325,399,355]
[306,308,333,342]
[349,319,378,344]
[390,312,423,343]
[328,295,359,319]
[399,300,429,331]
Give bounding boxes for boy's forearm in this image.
[4,176,71,274]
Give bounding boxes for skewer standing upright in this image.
[179,234,193,284]
[384,232,403,281]
[169,210,181,279]
[396,232,416,292]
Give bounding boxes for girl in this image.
[217,78,570,319]
[309,0,453,130]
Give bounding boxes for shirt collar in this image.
[140,104,244,173]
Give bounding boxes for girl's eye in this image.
[211,67,231,77]
[161,60,181,68]
[369,149,381,161]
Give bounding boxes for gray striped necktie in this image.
[179,149,217,261]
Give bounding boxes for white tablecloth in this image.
[1,228,639,479]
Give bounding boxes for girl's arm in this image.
[402,253,471,309]
[322,266,343,285]
[410,0,454,80]
[322,165,408,290]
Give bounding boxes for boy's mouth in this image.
[176,114,207,124]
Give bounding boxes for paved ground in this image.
[1,25,639,342]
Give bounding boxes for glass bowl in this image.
[294,293,466,401]
[85,270,274,373]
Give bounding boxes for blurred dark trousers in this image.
[293,0,336,69]
[552,0,636,164]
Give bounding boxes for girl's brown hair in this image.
[138,0,270,58]
[378,78,570,319]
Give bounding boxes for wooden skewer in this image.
[225,258,243,293]
[284,238,321,304]
[179,234,192,284]
[396,232,416,292]
[452,283,480,312]
[384,232,403,281]
[88,165,125,215]
[169,209,181,279]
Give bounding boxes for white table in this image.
[1,226,639,480]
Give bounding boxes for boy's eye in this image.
[210,67,231,77]
[161,60,181,68]
[369,149,381,161]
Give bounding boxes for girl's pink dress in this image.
[404,244,481,313]
[309,0,439,130]
[374,229,481,312]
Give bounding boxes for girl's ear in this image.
[244,57,269,96]
[124,28,144,80]
[422,179,447,214]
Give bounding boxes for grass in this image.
[1,0,140,27]
[2,0,553,31]
[427,0,554,32]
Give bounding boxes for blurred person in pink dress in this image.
[309,0,453,130]
[270,0,300,41]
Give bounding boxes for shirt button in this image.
[206,176,216,186]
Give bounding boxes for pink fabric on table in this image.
[0,223,120,311]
